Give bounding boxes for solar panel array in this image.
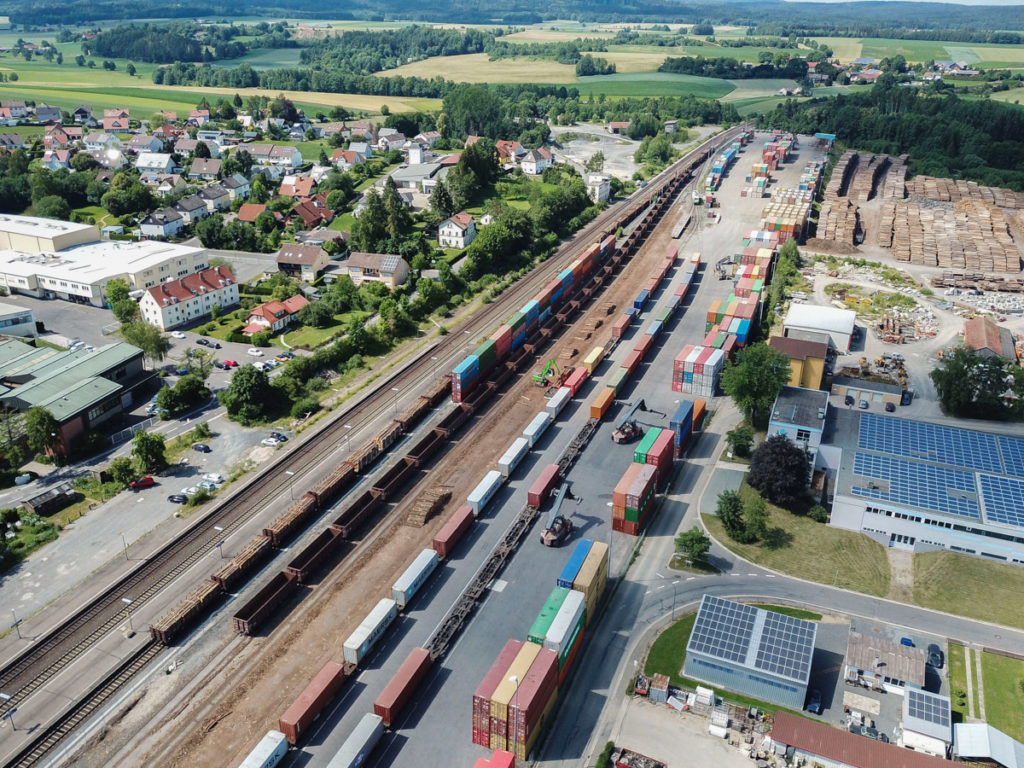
[688,596,757,664]
[381,254,401,272]
[852,452,981,519]
[906,690,951,728]
[997,435,1024,478]
[754,611,816,682]
[979,474,1024,528]
[858,413,1002,473]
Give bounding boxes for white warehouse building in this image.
[783,303,857,353]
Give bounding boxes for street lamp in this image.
[120,533,129,561]
[284,470,296,500]
[509,674,520,758]
[0,695,16,731]
[391,386,400,419]
[213,525,225,558]
[343,424,353,455]
[121,597,133,631]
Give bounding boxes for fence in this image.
[109,417,157,446]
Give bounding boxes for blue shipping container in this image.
[454,356,479,377]
[511,330,527,350]
[539,307,552,324]
[557,539,594,589]
[671,401,694,434]
[666,294,680,312]
[634,290,650,310]
[625,307,639,319]
[645,320,662,338]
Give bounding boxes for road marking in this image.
[656,572,664,579]
[657,585,666,590]
[672,580,679,585]
[765,574,776,578]
[686,577,695,581]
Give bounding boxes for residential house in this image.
[189,157,223,181]
[136,152,175,174]
[465,135,481,146]
[0,101,27,118]
[174,138,200,156]
[43,124,77,150]
[140,173,185,196]
[851,57,877,67]
[321,122,350,139]
[173,196,211,226]
[276,243,329,282]
[298,227,347,252]
[103,109,130,120]
[479,212,495,226]
[438,211,476,249]
[378,127,399,139]
[0,109,15,126]
[331,149,366,171]
[199,185,230,213]
[495,140,526,163]
[608,120,631,134]
[41,150,72,171]
[293,197,333,228]
[35,104,62,124]
[187,109,211,126]
[103,117,131,134]
[84,132,122,152]
[89,149,128,170]
[851,68,882,83]
[153,124,181,142]
[237,203,268,223]
[0,133,24,150]
[377,132,406,152]
[586,174,611,203]
[248,143,303,168]
[126,134,164,154]
[767,335,829,390]
[414,131,441,147]
[346,252,409,289]
[139,208,185,239]
[390,162,442,191]
[521,147,553,176]
[242,294,309,334]
[219,173,250,201]
[153,110,177,122]
[195,129,222,144]
[72,106,93,123]
[279,174,316,199]
[139,265,239,331]
[347,121,372,139]
[348,141,372,159]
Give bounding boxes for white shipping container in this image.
[543,589,585,656]
[522,411,554,447]
[706,348,726,371]
[343,598,398,666]
[326,713,384,768]
[468,470,503,515]
[498,437,530,480]
[391,548,439,609]
[546,387,571,418]
[684,347,702,372]
[239,730,288,768]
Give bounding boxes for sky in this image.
[784,0,1023,4]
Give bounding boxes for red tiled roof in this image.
[247,294,309,322]
[772,712,948,768]
[279,176,315,198]
[439,152,461,167]
[294,199,331,227]
[964,317,1016,358]
[238,203,267,223]
[145,265,236,305]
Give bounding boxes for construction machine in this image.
[540,482,577,547]
[611,399,666,443]
[532,359,565,389]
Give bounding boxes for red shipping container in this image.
[528,464,561,508]
[474,640,524,746]
[665,247,678,263]
[622,349,643,376]
[645,278,659,294]
[374,647,432,726]
[722,334,738,357]
[563,367,589,396]
[611,313,631,339]
[634,334,653,358]
[646,429,675,489]
[695,346,715,375]
[279,661,348,744]
[673,345,695,373]
[612,463,657,509]
[508,648,558,738]
[612,517,642,535]
[674,282,689,300]
[490,326,512,360]
[702,329,718,348]
[433,504,475,558]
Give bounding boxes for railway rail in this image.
[0,122,749,767]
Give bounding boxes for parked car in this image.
[859,399,869,409]
[247,348,264,357]
[192,443,211,453]
[844,395,854,406]
[176,367,190,376]
[900,637,915,647]
[168,494,188,504]
[202,472,224,484]
[182,486,200,496]
[222,359,238,368]
[197,480,218,492]
[261,437,281,447]
[885,402,896,412]
[275,354,290,363]
[214,361,230,370]
[171,331,186,339]
[927,643,944,669]
[269,432,288,442]
[806,689,823,715]
[129,476,156,491]
[196,338,210,347]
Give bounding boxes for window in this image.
[796,429,811,442]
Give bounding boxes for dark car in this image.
[167,494,188,504]
[214,361,229,370]
[844,395,854,406]
[129,476,156,490]
[195,338,210,347]
[885,402,896,412]
[269,432,288,442]
[192,443,211,453]
[927,643,944,669]
[806,689,823,715]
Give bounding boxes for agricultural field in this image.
[567,72,735,99]
[379,53,576,84]
[211,47,303,70]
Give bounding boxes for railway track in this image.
[0,122,748,766]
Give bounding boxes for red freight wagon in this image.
[279,661,348,744]
[611,313,631,339]
[528,464,561,508]
[622,349,643,376]
[473,640,524,746]
[374,647,432,726]
[563,367,589,396]
[433,505,475,558]
[634,334,653,358]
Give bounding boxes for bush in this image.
[186,488,211,507]
[291,396,321,419]
[808,504,828,522]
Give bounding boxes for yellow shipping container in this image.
[582,345,605,374]
[572,541,609,623]
[490,643,542,721]
[756,247,774,260]
[490,733,507,751]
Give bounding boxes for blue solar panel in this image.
[979,474,1024,528]
[997,435,1024,479]
[858,413,1002,473]
[851,452,981,519]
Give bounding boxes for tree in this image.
[24,406,60,456]
[112,299,138,324]
[131,430,167,473]
[744,493,769,541]
[675,526,711,566]
[715,489,749,542]
[106,278,131,307]
[747,435,809,507]
[121,320,170,364]
[126,62,136,76]
[725,424,755,458]
[34,195,71,220]
[429,179,456,219]
[317,148,329,167]
[585,151,605,173]
[194,141,211,159]
[930,344,1016,420]
[108,456,137,486]
[442,85,504,139]
[219,364,276,423]
[720,344,791,427]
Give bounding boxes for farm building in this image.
[783,304,857,354]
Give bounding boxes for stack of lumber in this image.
[877,201,897,247]
[819,199,860,244]
[849,154,889,201]
[908,176,1024,209]
[880,155,909,199]
[406,486,452,527]
[890,199,1020,271]
[823,150,858,201]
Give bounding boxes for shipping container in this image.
[528,587,570,644]
[528,464,560,508]
[692,399,707,430]
[582,346,605,374]
[634,334,653,358]
[490,643,542,721]
[326,713,384,768]
[572,540,608,622]
[633,290,650,310]
[646,429,676,489]
[490,326,512,360]
[644,320,662,339]
[507,648,558,753]
[278,662,347,745]
[612,462,657,510]
[558,539,594,589]
[239,730,288,768]
[468,470,504,516]
[392,549,439,609]
[474,640,524,744]
[342,598,398,666]
[611,313,631,339]
[433,505,475,558]
[622,349,643,376]
[546,387,571,418]
[607,366,629,396]
[522,412,554,448]
[544,589,585,658]
[589,387,615,419]
[563,367,589,396]
[474,751,515,768]
[373,647,432,727]
[634,428,661,464]
[498,437,530,480]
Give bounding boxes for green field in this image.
[946,643,970,721]
[981,652,1024,742]
[569,71,735,99]
[213,47,303,70]
[914,550,1024,630]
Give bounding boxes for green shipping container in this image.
[508,312,525,331]
[634,428,662,464]
[528,587,569,645]
[474,340,497,369]
[752,279,764,294]
[656,307,672,324]
[713,333,727,349]
[608,367,629,395]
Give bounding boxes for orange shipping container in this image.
[692,399,707,429]
[706,300,722,325]
[590,387,615,419]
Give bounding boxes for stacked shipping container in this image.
[612,462,658,535]
[672,345,725,396]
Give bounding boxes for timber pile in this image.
[823,150,858,201]
[890,199,1019,271]
[908,176,1024,209]
[930,272,1024,293]
[877,201,897,247]
[406,486,452,527]
[880,155,909,199]
[819,199,860,244]
[849,154,889,201]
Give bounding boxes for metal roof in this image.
[955,723,1024,768]
[770,386,829,429]
[845,630,925,687]
[784,303,857,336]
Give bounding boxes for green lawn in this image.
[914,550,1024,631]
[565,71,735,99]
[212,47,303,70]
[981,652,1024,742]
[946,642,970,722]
[703,483,891,597]
[280,311,369,350]
[73,206,118,228]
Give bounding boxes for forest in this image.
[760,79,1024,191]
[659,54,808,81]
[85,21,295,64]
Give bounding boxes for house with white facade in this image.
[140,208,185,239]
[136,152,175,175]
[138,265,239,330]
[521,147,553,175]
[438,211,477,249]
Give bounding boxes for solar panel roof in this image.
[687,595,817,684]
[852,452,981,520]
[998,435,1024,479]
[904,690,952,741]
[979,474,1024,528]
[858,413,1003,473]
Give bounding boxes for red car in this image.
[129,476,156,490]
[222,359,238,368]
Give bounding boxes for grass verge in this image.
[914,550,1024,631]
[946,642,970,722]
[980,651,1024,741]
